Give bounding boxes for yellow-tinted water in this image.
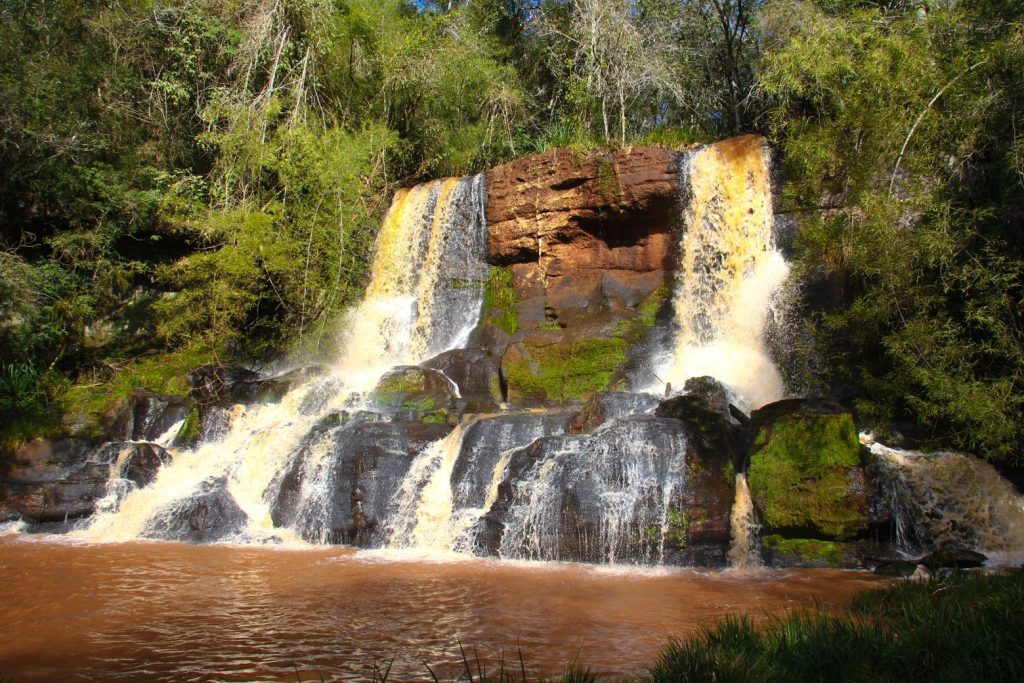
[0,537,885,681]
[660,135,788,410]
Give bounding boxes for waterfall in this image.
[75,175,488,544]
[381,411,574,554]
[727,474,761,569]
[871,442,1024,561]
[651,135,789,411]
[496,418,689,564]
[382,422,471,551]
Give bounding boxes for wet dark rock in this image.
[188,364,258,404]
[921,547,987,570]
[568,391,660,433]
[874,560,922,577]
[452,411,575,514]
[268,420,452,545]
[421,348,504,412]
[1,437,108,522]
[103,389,194,443]
[196,404,238,443]
[658,376,732,417]
[229,366,326,405]
[143,477,247,543]
[655,377,747,470]
[313,410,387,432]
[119,442,172,488]
[90,441,172,489]
[479,416,734,566]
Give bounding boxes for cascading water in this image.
[869,441,1024,561]
[494,417,690,565]
[727,474,761,569]
[650,135,789,412]
[382,411,575,554]
[75,175,489,544]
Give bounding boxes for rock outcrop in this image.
[745,399,875,567]
[482,145,681,403]
[1,437,107,523]
[268,419,454,545]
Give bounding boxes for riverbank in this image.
[643,569,1023,683]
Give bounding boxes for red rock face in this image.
[485,146,680,346]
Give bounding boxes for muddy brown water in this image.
[0,536,885,681]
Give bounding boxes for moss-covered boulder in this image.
[747,399,868,540]
[421,348,504,412]
[370,367,458,423]
[761,534,861,568]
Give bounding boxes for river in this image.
[0,536,884,681]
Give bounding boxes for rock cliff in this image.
[481,144,683,402]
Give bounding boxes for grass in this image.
[643,570,1024,683]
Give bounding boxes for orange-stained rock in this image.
[486,146,679,268]
[485,146,682,355]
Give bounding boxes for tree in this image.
[759,0,1024,463]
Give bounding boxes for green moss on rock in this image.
[506,286,669,404]
[747,405,867,539]
[56,346,213,439]
[763,534,844,564]
[483,267,518,336]
[370,368,458,424]
[176,406,201,446]
[506,337,626,402]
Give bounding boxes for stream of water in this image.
[0,536,884,682]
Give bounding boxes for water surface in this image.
[0,537,885,681]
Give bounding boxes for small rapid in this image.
[869,440,1024,562]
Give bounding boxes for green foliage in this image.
[0,0,532,441]
[760,1,1024,463]
[645,571,1024,683]
[747,413,866,538]
[57,346,212,438]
